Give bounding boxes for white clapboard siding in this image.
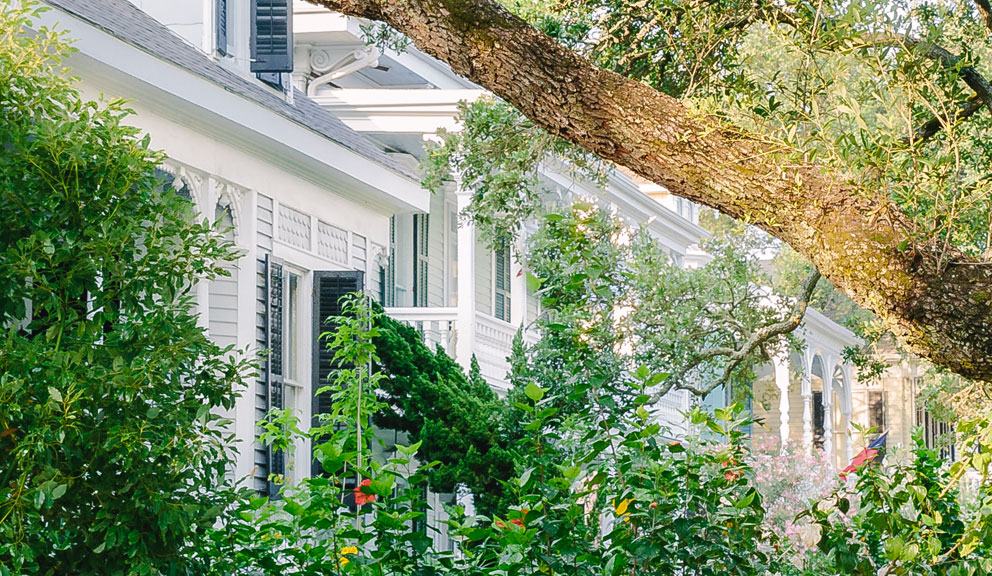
[257,194,274,253]
[475,241,492,315]
[209,205,238,349]
[427,193,446,308]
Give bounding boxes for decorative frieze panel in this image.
[278,204,311,250]
[158,160,206,209]
[317,221,349,264]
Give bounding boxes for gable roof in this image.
[43,0,418,181]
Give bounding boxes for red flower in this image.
[354,478,375,506]
[722,459,741,481]
[495,517,526,530]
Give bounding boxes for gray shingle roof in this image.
[43,0,419,181]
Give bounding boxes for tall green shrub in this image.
[372,310,519,513]
[0,5,248,573]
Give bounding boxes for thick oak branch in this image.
[313,0,992,381]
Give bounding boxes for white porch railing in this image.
[385,307,458,354]
[474,312,518,392]
[385,308,527,393]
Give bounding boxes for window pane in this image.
[286,273,299,381]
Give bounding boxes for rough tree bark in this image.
[313,0,992,382]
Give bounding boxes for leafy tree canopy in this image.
[0,4,249,573]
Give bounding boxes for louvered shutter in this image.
[311,270,364,477]
[215,0,228,56]
[250,0,293,73]
[266,257,286,495]
[413,214,429,307]
[494,239,511,322]
[255,255,286,495]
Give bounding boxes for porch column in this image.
[841,364,854,464]
[841,406,853,464]
[454,185,476,368]
[801,354,813,454]
[773,352,791,448]
[195,176,217,330]
[823,382,834,459]
[509,234,526,329]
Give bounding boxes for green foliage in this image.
[523,0,992,264]
[538,0,758,98]
[525,203,803,405]
[803,432,990,575]
[770,244,889,381]
[202,295,441,575]
[0,5,248,573]
[370,310,519,513]
[422,98,608,245]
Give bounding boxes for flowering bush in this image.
[748,438,838,548]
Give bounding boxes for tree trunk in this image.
[314,0,992,382]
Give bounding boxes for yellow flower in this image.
[339,546,358,567]
[614,498,631,516]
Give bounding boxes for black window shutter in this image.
[254,255,287,495]
[266,256,285,496]
[215,0,228,56]
[253,255,272,494]
[311,270,364,477]
[250,0,293,73]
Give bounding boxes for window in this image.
[494,239,511,322]
[812,391,824,449]
[382,217,397,306]
[868,391,885,430]
[916,406,955,460]
[285,273,300,383]
[446,204,458,307]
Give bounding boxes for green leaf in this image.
[518,467,534,488]
[735,489,756,509]
[47,386,63,404]
[524,382,545,402]
[51,483,67,501]
[396,439,423,456]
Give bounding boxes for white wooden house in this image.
[37,0,948,519]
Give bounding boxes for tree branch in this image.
[864,33,992,141]
[975,0,992,36]
[311,0,992,382]
[650,270,821,400]
[909,95,985,144]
